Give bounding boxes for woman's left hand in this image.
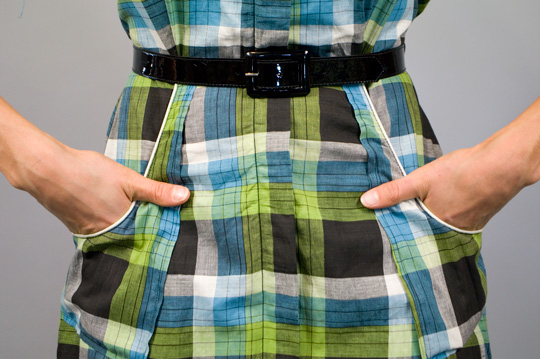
[360,96,540,231]
[361,145,522,231]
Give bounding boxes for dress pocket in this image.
[61,83,196,359]
[344,81,487,358]
[71,76,183,239]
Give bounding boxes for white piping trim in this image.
[416,201,483,235]
[360,84,483,235]
[360,84,408,177]
[73,84,180,238]
[142,84,179,178]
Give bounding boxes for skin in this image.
[0,96,190,235]
[360,96,540,231]
[1,95,539,234]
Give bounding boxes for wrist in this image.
[1,126,67,193]
[512,96,540,186]
[0,97,66,191]
[474,122,540,190]
[13,135,68,194]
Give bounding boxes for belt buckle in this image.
[245,50,310,98]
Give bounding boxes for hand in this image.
[0,97,190,235]
[16,141,190,235]
[360,144,527,231]
[361,97,540,231]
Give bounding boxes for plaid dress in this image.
[57,1,491,359]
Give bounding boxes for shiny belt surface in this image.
[132,43,406,98]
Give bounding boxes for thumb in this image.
[128,175,190,206]
[360,174,420,209]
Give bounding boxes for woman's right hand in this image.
[0,96,190,235]
[21,142,190,235]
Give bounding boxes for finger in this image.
[129,175,190,206]
[360,174,421,209]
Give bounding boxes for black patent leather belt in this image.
[132,43,406,98]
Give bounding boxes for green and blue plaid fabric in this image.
[58,1,490,359]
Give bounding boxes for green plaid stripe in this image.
[417,0,431,16]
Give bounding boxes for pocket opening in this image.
[360,84,482,235]
[416,199,483,235]
[72,84,180,238]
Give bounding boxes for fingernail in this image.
[361,191,379,207]
[172,187,189,202]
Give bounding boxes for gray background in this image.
[0,0,538,357]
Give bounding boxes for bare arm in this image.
[0,96,190,234]
[361,96,540,231]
